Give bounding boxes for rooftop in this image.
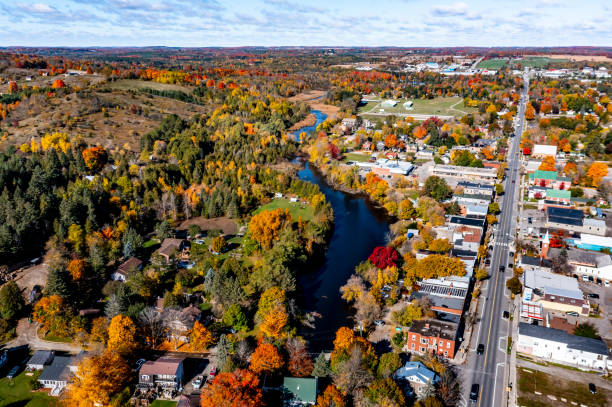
[39,356,72,382]
[577,234,612,248]
[546,189,571,199]
[27,350,54,366]
[283,377,318,404]
[548,248,612,268]
[457,181,495,190]
[394,361,437,384]
[547,206,583,226]
[116,256,142,275]
[523,269,583,301]
[520,255,552,268]
[519,322,607,355]
[408,318,458,341]
[156,238,183,257]
[530,170,558,181]
[449,216,485,228]
[140,357,184,376]
[533,144,558,155]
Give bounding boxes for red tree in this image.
[522,147,531,155]
[200,369,264,407]
[368,246,399,269]
[329,143,340,160]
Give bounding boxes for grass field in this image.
[253,198,314,221]
[478,57,569,70]
[358,96,475,117]
[477,59,509,69]
[0,372,58,407]
[150,401,177,407]
[343,152,371,163]
[109,79,192,93]
[517,368,609,407]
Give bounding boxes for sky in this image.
[0,0,610,47]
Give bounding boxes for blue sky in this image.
[0,0,610,47]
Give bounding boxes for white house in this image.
[548,248,612,283]
[381,99,397,108]
[517,323,608,371]
[532,144,558,158]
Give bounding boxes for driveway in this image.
[4,319,84,352]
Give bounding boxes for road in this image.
[465,73,529,407]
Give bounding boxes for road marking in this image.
[498,337,506,353]
[492,362,505,407]
[470,296,487,351]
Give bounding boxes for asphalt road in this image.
[466,74,529,407]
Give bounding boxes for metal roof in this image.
[523,269,583,300]
[283,377,318,404]
[518,323,607,355]
[449,216,485,228]
[39,356,72,382]
[547,206,584,226]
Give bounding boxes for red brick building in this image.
[405,319,458,359]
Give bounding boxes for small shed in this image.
[27,350,55,371]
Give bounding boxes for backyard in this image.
[342,152,371,163]
[0,372,58,407]
[150,400,177,407]
[357,96,475,118]
[517,368,609,407]
[253,198,314,221]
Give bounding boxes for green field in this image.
[109,79,192,93]
[478,57,569,70]
[517,368,609,407]
[343,152,371,163]
[477,58,510,69]
[358,96,475,118]
[150,401,177,407]
[253,198,314,221]
[0,372,58,407]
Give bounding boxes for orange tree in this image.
[315,384,347,407]
[249,341,284,375]
[330,327,377,372]
[200,369,264,407]
[249,208,292,249]
[538,156,556,171]
[189,321,213,351]
[587,162,608,187]
[107,314,137,355]
[81,146,108,172]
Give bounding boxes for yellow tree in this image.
[107,315,137,355]
[538,156,556,171]
[587,162,608,187]
[260,305,289,339]
[190,321,213,351]
[249,209,292,249]
[64,350,131,407]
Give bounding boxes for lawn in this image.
[109,79,192,93]
[253,198,314,221]
[517,368,609,407]
[477,58,509,69]
[516,57,568,68]
[343,152,371,163]
[358,96,475,118]
[0,372,58,407]
[150,401,177,407]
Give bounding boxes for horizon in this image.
[0,0,610,48]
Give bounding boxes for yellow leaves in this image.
[190,321,213,351]
[538,156,556,171]
[107,315,137,355]
[40,132,70,152]
[260,305,289,339]
[587,161,609,187]
[19,143,30,153]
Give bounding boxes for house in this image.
[165,305,202,341]
[528,186,547,199]
[412,276,469,316]
[155,238,186,262]
[111,257,143,281]
[547,247,612,283]
[139,357,185,391]
[341,118,357,133]
[546,206,606,236]
[452,226,482,252]
[457,181,495,196]
[394,361,438,397]
[532,144,558,158]
[520,269,589,321]
[38,353,85,395]
[528,170,571,189]
[27,350,55,371]
[545,189,571,204]
[431,165,497,184]
[282,377,318,406]
[517,323,608,371]
[453,194,492,206]
[448,216,486,230]
[571,233,612,252]
[405,319,458,359]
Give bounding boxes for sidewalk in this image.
[505,295,520,407]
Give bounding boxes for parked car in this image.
[374,320,385,326]
[193,376,203,389]
[502,311,510,319]
[477,344,485,355]
[587,293,599,299]
[509,251,514,257]
[604,281,610,287]
[470,384,480,402]
[589,383,596,394]
[7,365,20,379]
[566,311,579,317]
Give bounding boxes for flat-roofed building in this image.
[432,165,497,184]
[405,319,459,359]
[548,247,612,282]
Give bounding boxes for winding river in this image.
[293,110,391,351]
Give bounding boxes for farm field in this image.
[149,401,177,407]
[358,96,475,118]
[343,152,371,163]
[253,198,314,221]
[478,57,569,70]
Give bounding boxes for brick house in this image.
[405,319,458,359]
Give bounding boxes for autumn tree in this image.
[82,146,108,172]
[474,268,489,281]
[89,316,109,344]
[413,125,427,139]
[538,156,556,171]
[364,378,406,407]
[190,321,213,351]
[0,281,24,320]
[506,276,522,294]
[200,369,264,407]
[33,295,65,332]
[249,341,283,375]
[211,235,226,253]
[587,162,608,187]
[392,300,423,326]
[368,246,399,269]
[107,314,137,355]
[67,258,86,280]
[525,104,535,120]
[7,81,18,93]
[259,305,289,339]
[64,350,131,407]
[249,208,292,249]
[286,337,314,377]
[398,199,416,220]
[315,385,347,407]
[384,134,398,148]
[377,352,402,379]
[51,79,66,89]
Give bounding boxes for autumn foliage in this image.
[200,369,264,407]
[368,246,399,269]
[7,81,18,93]
[249,208,292,249]
[249,341,284,375]
[316,385,347,407]
[189,321,213,351]
[51,79,66,89]
[587,162,608,187]
[538,156,556,171]
[107,314,137,355]
[82,146,108,172]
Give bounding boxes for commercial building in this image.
[432,165,497,184]
[452,194,492,207]
[548,247,612,283]
[571,233,612,252]
[354,159,414,176]
[521,269,589,321]
[545,207,606,236]
[412,276,469,316]
[405,319,458,359]
[517,323,608,371]
[519,255,552,273]
[532,144,558,158]
[457,181,495,196]
[528,170,571,189]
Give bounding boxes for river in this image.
[293,110,391,352]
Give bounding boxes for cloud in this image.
[431,2,468,17]
[17,3,59,14]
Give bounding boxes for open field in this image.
[108,79,193,93]
[343,152,371,163]
[478,57,570,70]
[545,54,612,62]
[178,217,238,235]
[358,96,475,118]
[517,368,610,407]
[477,59,510,69]
[253,198,314,221]
[0,372,58,407]
[150,401,177,407]
[288,90,339,118]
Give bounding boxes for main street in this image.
[464,73,529,407]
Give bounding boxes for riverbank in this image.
[288,113,317,131]
[289,90,340,118]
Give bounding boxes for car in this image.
[499,266,505,272]
[503,311,510,319]
[470,384,480,402]
[589,383,596,394]
[7,365,20,379]
[193,376,203,389]
[587,293,599,299]
[605,281,610,287]
[477,344,485,355]
[508,263,513,268]
[509,251,514,257]
[374,320,385,326]
[566,311,579,317]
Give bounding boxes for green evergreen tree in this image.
[0,281,24,320]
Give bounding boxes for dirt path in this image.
[5,319,84,352]
[450,99,468,115]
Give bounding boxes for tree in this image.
[413,125,427,139]
[495,184,504,195]
[428,238,451,253]
[138,307,166,349]
[506,276,522,294]
[222,304,248,332]
[286,337,314,377]
[368,246,399,269]
[211,235,226,253]
[487,214,498,224]
[525,104,535,120]
[414,396,444,407]
[64,350,131,407]
[81,146,108,172]
[488,202,501,214]
[364,378,405,407]
[0,281,24,320]
[7,81,18,93]
[155,220,173,240]
[436,369,460,405]
[538,156,556,171]
[200,369,264,407]
[587,162,608,187]
[188,224,201,239]
[107,314,137,355]
[249,341,283,375]
[51,79,66,89]
[260,305,289,339]
[377,352,402,379]
[315,385,346,407]
[312,352,331,377]
[249,208,292,249]
[33,295,65,332]
[392,301,423,326]
[424,176,452,202]
[89,316,109,344]
[190,321,213,351]
[474,268,489,281]
[332,346,373,396]
[398,199,416,220]
[573,322,600,339]
[67,258,86,281]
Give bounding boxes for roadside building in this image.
[520,269,589,321]
[517,323,608,371]
[412,276,469,316]
[518,255,552,273]
[528,186,547,199]
[528,170,571,189]
[571,233,612,252]
[394,361,438,397]
[111,257,142,281]
[282,377,318,406]
[547,247,612,283]
[457,182,495,196]
[448,216,486,230]
[405,319,458,359]
[432,165,497,184]
[452,226,482,252]
[545,189,571,204]
[545,206,606,236]
[38,353,85,395]
[138,357,185,392]
[453,193,492,207]
[532,144,558,158]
